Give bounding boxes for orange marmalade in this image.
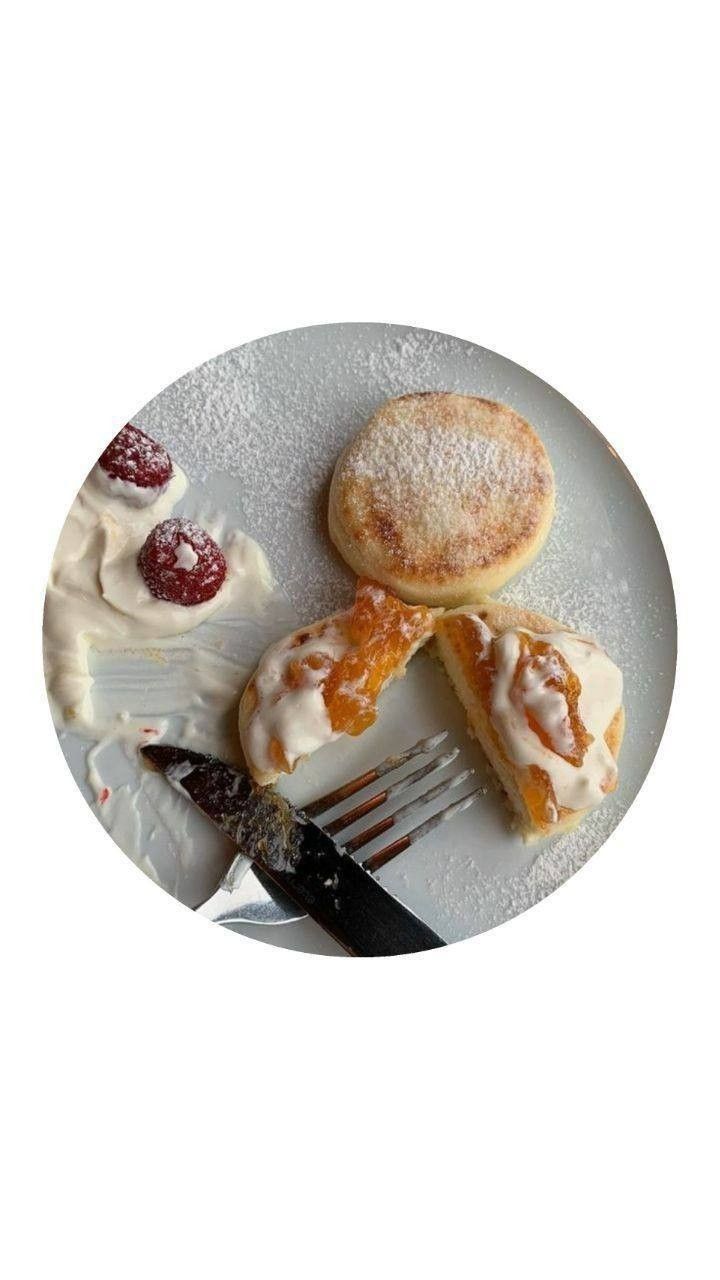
[323,580,435,735]
[438,612,618,829]
[245,579,435,778]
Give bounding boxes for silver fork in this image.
[196,732,482,925]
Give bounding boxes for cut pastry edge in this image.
[239,583,440,787]
[434,599,625,842]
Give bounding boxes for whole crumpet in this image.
[329,392,555,605]
[138,518,227,606]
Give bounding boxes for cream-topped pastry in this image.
[244,620,350,776]
[435,599,624,840]
[239,579,438,785]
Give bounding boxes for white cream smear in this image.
[44,464,285,900]
[246,619,350,773]
[94,466,169,508]
[44,465,273,732]
[476,618,623,816]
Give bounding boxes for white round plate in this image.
[52,323,676,955]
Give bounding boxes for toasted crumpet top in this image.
[332,393,554,583]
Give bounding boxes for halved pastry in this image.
[239,579,438,785]
[435,600,624,840]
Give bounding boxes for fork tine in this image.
[323,748,460,836]
[362,787,484,874]
[301,732,449,818]
[341,768,475,855]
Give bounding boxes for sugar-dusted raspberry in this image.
[98,424,173,491]
[138,518,227,606]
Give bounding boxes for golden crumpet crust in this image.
[329,392,555,605]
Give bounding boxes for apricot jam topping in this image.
[510,631,592,767]
[269,737,291,773]
[286,650,333,688]
[446,615,592,827]
[257,580,435,774]
[522,764,559,829]
[322,580,434,735]
[450,613,496,698]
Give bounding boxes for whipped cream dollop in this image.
[173,539,199,570]
[44,464,274,737]
[514,648,577,758]
[479,619,623,814]
[94,464,170,508]
[44,444,303,904]
[245,619,351,773]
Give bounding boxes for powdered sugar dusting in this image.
[138,516,227,606]
[129,324,675,945]
[136,327,477,618]
[349,422,538,500]
[338,395,553,572]
[99,423,172,489]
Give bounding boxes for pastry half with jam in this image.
[239,579,438,786]
[435,600,624,840]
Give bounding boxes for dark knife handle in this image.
[256,840,446,957]
[229,786,446,956]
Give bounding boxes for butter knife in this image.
[141,745,446,956]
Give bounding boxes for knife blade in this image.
[141,745,446,956]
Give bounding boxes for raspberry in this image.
[138,518,227,606]
[98,424,173,491]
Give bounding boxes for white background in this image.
[3,3,718,1277]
